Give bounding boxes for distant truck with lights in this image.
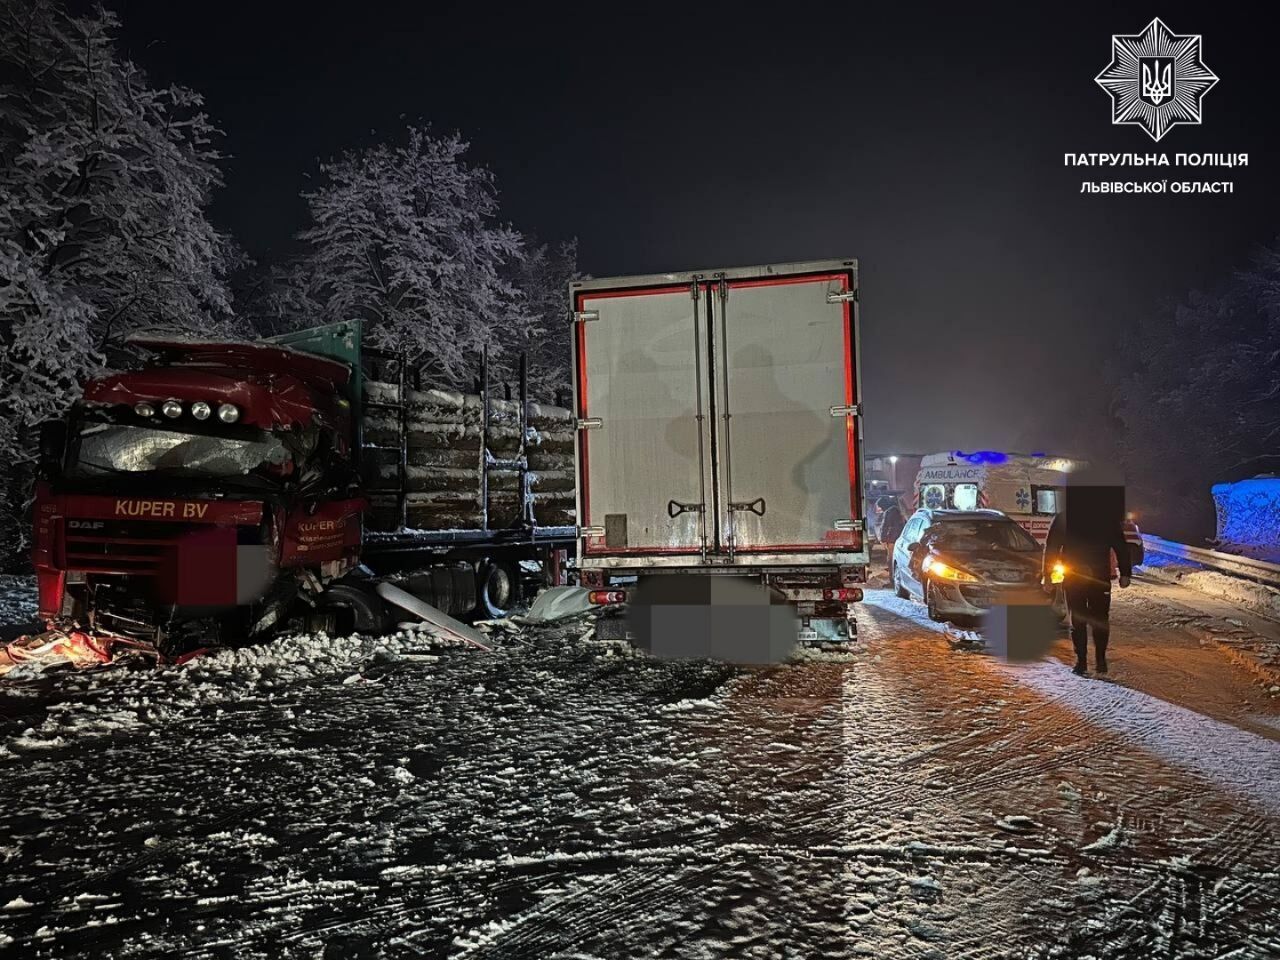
[31,321,576,655]
[569,259,869,641]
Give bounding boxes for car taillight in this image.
[822,588,863,602]
[588,590,626,605]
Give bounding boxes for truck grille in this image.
[64,533,171,576]
[61,520,232,577]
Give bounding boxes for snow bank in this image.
[1143,561,1280,623]
[1212,476,1280,562]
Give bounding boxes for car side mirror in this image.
[38,421,67,474]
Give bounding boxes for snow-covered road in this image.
[2,578,1280,958]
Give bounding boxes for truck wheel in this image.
[315,582,390,636]
[477,560,518,619]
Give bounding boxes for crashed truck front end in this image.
[30,342,363,656]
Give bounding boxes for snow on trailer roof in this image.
[128,334,352,389]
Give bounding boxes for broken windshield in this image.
[67,420,291,484]
[925,519,1040,553]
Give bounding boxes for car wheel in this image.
[926,581,946,622]
[893,563,909,599]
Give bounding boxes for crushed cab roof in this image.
[128,335,351,390]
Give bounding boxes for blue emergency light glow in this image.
[952,450,1009,465]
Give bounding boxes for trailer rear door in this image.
[709,271,861,554]
[573,261,862,561]
[574,284,711,556]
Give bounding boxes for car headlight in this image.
[161,399,183,419]
[217,403,240,423]
[922,556,980,582]
[1050,561,1067,584]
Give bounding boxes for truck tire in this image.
[316,582,390,636]
[477,560,518,619]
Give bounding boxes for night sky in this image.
[110,0,1279,458]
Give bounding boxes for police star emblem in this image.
[1095,17,1218,142]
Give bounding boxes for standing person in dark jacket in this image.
[878,496,908,572]
[1043,475,1132,675]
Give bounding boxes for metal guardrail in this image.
[1142,534,1280,589]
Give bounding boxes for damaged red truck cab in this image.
[33,336,363,645]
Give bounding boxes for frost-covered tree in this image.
[1113,240,1280,542]
[504,237,580,403]
[0,0,239,564]
[288,126,524,388]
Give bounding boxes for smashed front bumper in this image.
[930,581,1055,617]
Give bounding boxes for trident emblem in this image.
[1142,60,1172,104]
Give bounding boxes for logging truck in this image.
[30,320,576,655]
[571,260,869,642]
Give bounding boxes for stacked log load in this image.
[363,380,576,533]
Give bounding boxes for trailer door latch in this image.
[826,289,858,303]
[579,525,606,538]
[573,310,600,322]
[667,500,705,518]
[833,519,864,532]
[829,404,860,417]
[729,498,767,517]
[577,417,602,430]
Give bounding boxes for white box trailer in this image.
[570,259,869,638]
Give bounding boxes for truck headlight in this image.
[922,556,980,582]
[191,401,212,421]
[217,403,240,423]
[161,399,183,419]
[133,402,155,417]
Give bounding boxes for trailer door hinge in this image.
[577,417,602,430]
[573,310,600,322]
[827,289,858,304]
[833,519,864,532]
[829,404,860,417]
[579,525,606,538]
[690,275,703,299]
[715,273,727,300]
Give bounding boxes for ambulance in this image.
[912,452,1077,545]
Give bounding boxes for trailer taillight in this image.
[822,587,863,602]
[838,565,865,585]
[588,590,626,605]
